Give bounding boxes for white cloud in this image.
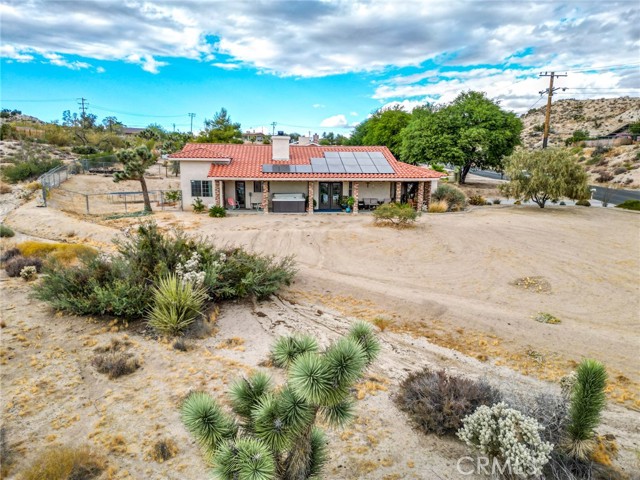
[0,44,34,62]
[320,114,348,128]
[211,62,240,70]
[312,104,325,108]
[126,54,168,74]
[350,111,358,116]
[96,66,106,73]
[43,53,91,70]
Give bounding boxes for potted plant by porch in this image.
[346,196,355,213]
[340,195,348,211]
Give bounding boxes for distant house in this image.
[242,131,266,144]
[169,134,443,214]
[122,127,144,136]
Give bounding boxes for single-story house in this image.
[169,134,444,214]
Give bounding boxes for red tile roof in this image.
[169,143,444,180]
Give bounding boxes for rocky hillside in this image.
[520,96,640,148]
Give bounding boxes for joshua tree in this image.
[114,146,156,212]
[181,323,380,480]
[564,359,607,460]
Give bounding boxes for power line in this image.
[188,113,196,134]
[90,104,188,118]
[1,98,74,103]
[563,62,640,73]
[526,94,546,111]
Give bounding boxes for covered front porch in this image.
[210,179,437,214]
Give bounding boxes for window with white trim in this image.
[191,180,212,197]
[253,181,263,193]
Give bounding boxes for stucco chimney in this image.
[298,136,310,146]
[272,131,290,160]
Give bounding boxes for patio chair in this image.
[227,197,239,209]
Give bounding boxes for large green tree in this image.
[114,146,157,212]
[400,91,522,182]
[350,105,411,158]
[196,108,243,144]
[500,148,589,208]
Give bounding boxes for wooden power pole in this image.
[539,72,567,148]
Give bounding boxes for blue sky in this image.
[1,1,638,135]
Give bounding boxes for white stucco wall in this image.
[357,182,393,200]
[179,160,215,210]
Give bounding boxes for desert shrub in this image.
[427,200,448,213]
[150,439,178,462]
[492,198,501,204]
[615,199,640,211]
[92,350,140,379]
[1,157,62,183]
[181,323,379,480]
[468,195,486,206]
[613,167,627,175]
[593,145,610,156]
[271,334,318,368]
[147,274,208,336]
[0,224,15,237]
[192,197,205,213]
[18,445,106,480]
[397,369,501,436]
[20,265,38,281]
[372,203,419,227]
[432,184,466,211]
[457,402,553,477]
[575,199,591,207]
[206,249,296,300]
[17,241,97,264]
[5,256,43,277]
[0,247,20,263]
[33,256,149,317]
[596,172,613,183]
[172,338,189,351]
[565,359,607,460]
[0,183,12,194]
[208,205,227,218]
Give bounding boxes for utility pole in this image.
[188,113,196,135]
[539,72,567,148]
[77,97,88,118]
[271,121,277,135]
[172,123,176,132]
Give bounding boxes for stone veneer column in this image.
[424,181,432,208]
[352,182,359,214]
[395,182,402,203]
[262,181,269,213]
[213,179,221,207]
[416,181,424,211]
[307,182,314,214]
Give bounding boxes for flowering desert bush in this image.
[457,402,553,477]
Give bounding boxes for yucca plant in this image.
[564,359,608,460]
[180,322,380,480]
[147,274,208,335]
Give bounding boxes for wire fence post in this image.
[124,194,128,213]
[160,191,165,211]
[85,194,90,214]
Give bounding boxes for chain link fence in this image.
[47,188,183,215]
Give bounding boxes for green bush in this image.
[192,197,205,213]
[372,203,419,227]
[5,256,43,277]
[615,200,640,211]
[575,199,591,207]
[397,368,501,436]
[1,158,62,183]
[565,359,607,460]
[430,163,446,173]
[208,205,227,218]
[147,274,208,336]
[33,256,149,318]
[0,224,15,237]
[432,184,466,211]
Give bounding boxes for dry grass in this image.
[18,445,106,480]
[216,337,245,350]
[427,200,448,213]
[0,183,12,194]
[16,241,97,264]
[511,276,552,293]
[371,316,394,331]
[535,312,562,324]
[92,339,140,379]
[149,439,178,463]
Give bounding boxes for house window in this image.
[253,181,263,193]
[191,180,212,197]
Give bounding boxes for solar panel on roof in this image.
[359,165,379,174]
[354,152,371,160]
[344,163,362,173]
[272,165,292,173]
[294,165,312,173]
[327,163,346,173]
[324,151,340,158]
[311,158,330,173]
[262,164,274,173]
[375,164,395,174]
[369,151,386,159]
[338,152,356,160]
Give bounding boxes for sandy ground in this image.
[2,176,640,479]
